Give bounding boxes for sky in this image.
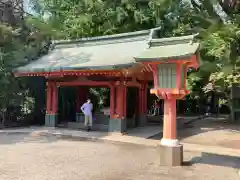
[23,0,34,15]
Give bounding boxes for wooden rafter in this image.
[14,70,123,78]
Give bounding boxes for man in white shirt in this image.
[80,99,93,131]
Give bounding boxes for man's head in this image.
[87,99,91,103]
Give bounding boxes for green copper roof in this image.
[134,33,200,62]
[15,28,200,74]
[15,30,150,73]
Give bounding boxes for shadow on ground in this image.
[149,115,240,149]
[0,126,110,145]
[188,152,240,169]
[0,132,58,145]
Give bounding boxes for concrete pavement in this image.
[0,126,240,157]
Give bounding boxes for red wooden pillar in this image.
[109,82,127,133]
[139,83,148,115]
[144,84,148,114]
[138,87,143,115]
[115,85,126,118]
[162,98,177,140]
[45,81,58,126]
[123,85,127,117]
[75,87,88,121]
[82,87,89,103]
[138,82,148,126]
[46,81,58,114]
[116,86,121,116]
[76,87,88,111]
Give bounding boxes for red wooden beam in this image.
[56,80,112,87]
[56,80,141,87]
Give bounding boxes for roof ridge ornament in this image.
[148,27,161,47]
[148,33,199,47]
[135,33,201,67]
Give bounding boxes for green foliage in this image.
[0,24,26,110]
[0,19,50,125]
[89,88,109,109]
[29,0,194,39]
[180,1,240,105]
[199,23,239,100]
[16,0,240,117]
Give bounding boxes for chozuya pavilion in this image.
[14,28,200,166]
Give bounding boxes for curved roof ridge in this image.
[149,33,199,47]
[53,29,151,48]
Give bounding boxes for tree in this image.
[0,11,51,126]
[0,24,27,125]
[28,0,239,118]
[29,0,194,39]
[186,0,240,118]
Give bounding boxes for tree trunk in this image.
[0,110,6,128]
[226,94,234,122]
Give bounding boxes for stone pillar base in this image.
[139,115,147,127]
[45,114,58,127]
[159,144,183,166]
[76,113,84,122]
[109,118,126,134]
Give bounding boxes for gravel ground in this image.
[150,118,240,150]
[0,133,239,180]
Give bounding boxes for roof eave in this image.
[134,53,195,62]
[14,63,138,77]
